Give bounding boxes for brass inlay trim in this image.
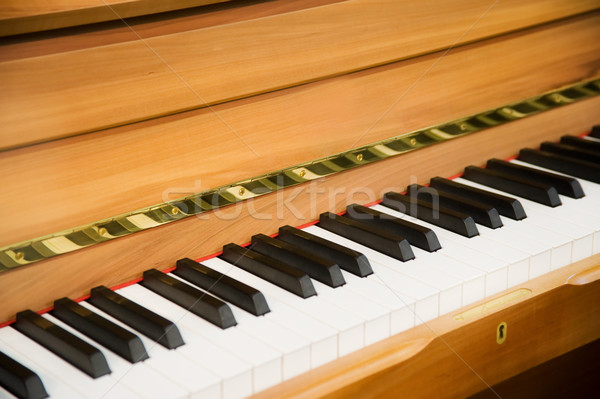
[1,78,598,271]
[453,289,532,321]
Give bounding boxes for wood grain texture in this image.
[1,13,598,248]
[0,96,598,324]
[252,254,600,398]
[0,0,344,62]
[0,0,598,149]
[0,0,234,36]
[468,339,600,399]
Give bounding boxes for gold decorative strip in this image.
[453,289,532,321]
[1,78,598,272]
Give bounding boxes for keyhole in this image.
[496,322,507,344]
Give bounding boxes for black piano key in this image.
[278,226,373,277]
[518,148,600,184]
[0,351,48,399]
[345,204,441,252]
[221,244,316,298]
[560,135,600,153]
[381,192,479,237]
[89,286,184,349]
[173,258,270,316]
[251,234,345,288]
[13,310,110,378]
[141,269,237,329]
[540,142,600,164]
[486,158,584,199]
[590,125,600,138]
[318,212,415,262]
[52,298,148,363]
[405,184,503,229]
[429,177,526,220]
[463,166,561,207]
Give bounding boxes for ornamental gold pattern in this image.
[1,78,598,271]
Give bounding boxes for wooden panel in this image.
[0,0,344,62]
[1,13,598,247]
[468,339,600,399]
[0,0,598,149]
[252,255,600,398]
[0,0,234,36]
[0,95,598,323]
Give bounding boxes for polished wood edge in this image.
[0,0,235,37]
[567,263,600,285]
[0,95,598,324]
[1,78,597,272]
[468,338,600,398]
[2,1,598,150]
[0,0,345,61]
[251,254,600,398]
[3,14,598,248]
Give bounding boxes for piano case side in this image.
[252,255,600,398]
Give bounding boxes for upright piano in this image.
[0,1,599,398]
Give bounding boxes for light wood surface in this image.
[1,13,598,248]
[0,0,597,150]
[0,95,598,324]
[0,0,234,36]
[251,254,600,398]
[468,339,600,398]
[1,1,598,395]
[0,0,342,62]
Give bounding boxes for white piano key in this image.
[80,301,231,397]
[584,135,600,143]
[455,177,595,263]
[80,301,252,398]
[303,226,442,323]
[6,319,147,399]
[168,272,311,381]
[410,181,556,279]
[0,386,17,399]
[476,223,555,278]
[371,205,516,294]
[0,329,85,399]
[202,257,366,358]
[118,283,283,394]
[42,313,196,399]
[438,240,512,292]
[510,159,600,194]
[516,194,600,260]
[412,247,486,306]
[38,314,147,398]
[510,159,600,254]
[493,216,572,272]
[340,271,417,335]
[311,279,391,347]
[220,306,309,381]
[178,267,339,371]
[384,184,559,281]
[258,299,338,369]
[308,225,465,314]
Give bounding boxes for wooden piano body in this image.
[0,0,599,397]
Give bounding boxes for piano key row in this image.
[1,133,599,399]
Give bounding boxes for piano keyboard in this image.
[1,132,600,399]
